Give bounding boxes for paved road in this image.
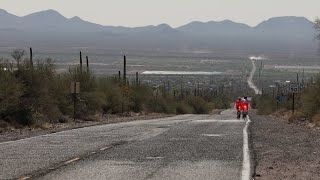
[0,110,250,180]
[248,59,262,95]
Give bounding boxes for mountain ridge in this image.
[0,9,314,31]
[0,9,317,53]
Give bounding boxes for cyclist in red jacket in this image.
[235,98,242,110]
[242,97,250,110]
[235,98,242,119]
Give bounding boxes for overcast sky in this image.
[1,0,319,27]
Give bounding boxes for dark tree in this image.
[10,49,25,68]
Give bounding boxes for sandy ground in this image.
[250,113,320,180]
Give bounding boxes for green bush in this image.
[300,77,320,118]
[256,95,277,115]
[1,52,238,127]
[175,102,193,114]
[186,96,209,114]
[0,62,24,116]
[129,85,153,112]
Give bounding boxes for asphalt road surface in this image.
[0,110,251,180]
[248,59,262,95]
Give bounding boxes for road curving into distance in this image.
[248,59,262,95]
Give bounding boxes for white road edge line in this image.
[241,116,252,180]
[18,176,31,180]
[146,157,164,159]
[100,147,111,151]
[64,157,80,165]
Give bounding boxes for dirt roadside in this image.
[250,112,320,180]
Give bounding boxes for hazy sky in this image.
[1,0,319,27]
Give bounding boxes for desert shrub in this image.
[147,98,169,113]
[1,52,234,126]
[0,120,10,129]
[80,91,105,116]
[288,111,306,123]
[129,85,153,112]
[300,77,320,118]
[175,102,193,114]
[312,113,320,126]
[6,107,33,126]
[50,74,71,115]
[0,62,24,117]
[256,95,277,115]
[186,96,209,114]
[97,79,123,114]
[210,95,231,109]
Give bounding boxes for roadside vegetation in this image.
[0,49,240,129]
[255,73,320,126]
[255,19,320,126]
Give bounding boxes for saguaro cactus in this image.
[86,56,89,72]
[80,51,83,73]
[30,47,34,86]
[136,72,139,86]
[30,47,33,68]
[123,55,127,82]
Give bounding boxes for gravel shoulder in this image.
[250,113,320,180]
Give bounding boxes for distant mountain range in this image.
[0,9,318,54]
